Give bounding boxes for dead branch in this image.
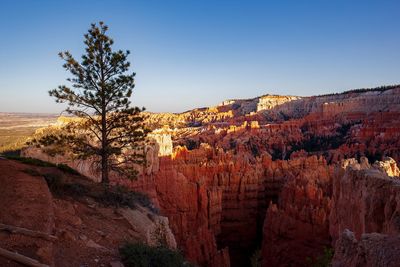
[0,247,50,267]
[0,223,57,242]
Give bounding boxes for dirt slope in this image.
[0,158,54,266]
[0,158,175,267]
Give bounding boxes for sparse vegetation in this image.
[56,163,80,175]
[287,122,358,159]
[306,247,334,267]
[5,155,56,167]
[4,155,83,175]
[250,248,262,267]
[119,242,187,267]
[43,173,64,194]
[93,185,158,213]
[185,139,200,150]
[8,154,155,210]
[246,138,260,157]
[229,138,237,150]
[62,182,89,197]
[0,127,38,153]
[318,84,400,97]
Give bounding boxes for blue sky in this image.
[0,0,399,113]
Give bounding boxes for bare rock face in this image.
[268,87,400,119]
[330,158,400,243]
[118,207,177,249]
[373,157,400,177]
[21,129,169,180]
[151,145,268,267]
[261,156,333,267]
[330,158,400,267]
[149,126,173,156]
[256,95,301,112]
[22,147,103,182]
[332,230,400,267]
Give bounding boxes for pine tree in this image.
[33,22,149,185]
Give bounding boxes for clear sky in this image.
[0,0,399,113]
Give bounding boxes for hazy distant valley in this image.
[0,113,58,153]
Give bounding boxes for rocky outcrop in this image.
[0,158,179,267]
[21,128,169,181]
[149,126,173,156]
[17,86,400,266]
[270,87,400,119]
[261,156,333,267]
[154,146,269,267]
[118,207,177,249]
[256,95,301,112]
[330,158,400,267]
[330,157,400,243]
[332,230,400,267]
[373,157,400,177]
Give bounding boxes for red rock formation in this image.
[152,146,269,267]
[330,158,400,243]
[20,86,400,267]
[261,156,333,267]
[0,159,55,266]
[329,158,400,267]
[332,230,400,267]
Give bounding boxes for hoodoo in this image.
[19,86,400,266]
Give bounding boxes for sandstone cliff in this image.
[261,156,333,267]
[330,157,400,267]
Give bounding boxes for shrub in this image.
[0,149,21,157]
[43,173,64,194]
[6,155,56,167]
[93,185,158,213]
[306,246,334,267]
[62,183,88,197]
[56,163,80,175]
[119,243,187,267]
[185,139,199,150]
[250,249,261,267]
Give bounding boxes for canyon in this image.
[11,85,400,266]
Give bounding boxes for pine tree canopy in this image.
[31,22,149,184]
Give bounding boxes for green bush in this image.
[119,243,187,267]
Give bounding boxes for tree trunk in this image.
[100,40,109,186]
[101,152,109,185]
[101,110,109,185]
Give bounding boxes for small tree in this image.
[34,22,149,185]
